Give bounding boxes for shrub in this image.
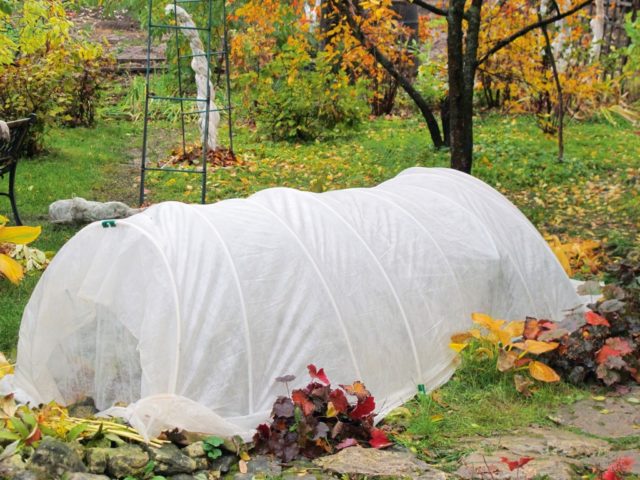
[0,0,111,154]
[249,46,369,141]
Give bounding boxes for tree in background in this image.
[338,0,594,172]
[0,0,110,153]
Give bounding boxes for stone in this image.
[0,453,27,478]
[85,448,111,474]
[183,441,206,458]
[209,453,236,473]
[66,474,111,480]
[151,443,198,475]
[245,454,282,476]
[106,445,149,478]
[555,388,640,438]
[193,470,221,480]
[456,452,579,480]
[193,457,209,470]
[470,426,610,458]
[169,475,199,480]
[28,437,87,477]
[313,446,448,479]
[48,197,142,224]
[13,471,48,480]
[67,397,99,419]
[583,449,640,475]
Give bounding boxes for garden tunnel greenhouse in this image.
[14,167,580,440]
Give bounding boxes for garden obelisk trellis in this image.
[139,0,233,205]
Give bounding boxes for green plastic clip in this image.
[101,220,116,228]
[417,384,426,395]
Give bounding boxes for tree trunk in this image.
[539,11,565,161]
[448,0,481,173]
[447,0,466,171]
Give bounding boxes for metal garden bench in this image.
[0,114,36,226]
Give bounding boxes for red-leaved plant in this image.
[253,364,392,462]
[600,456,635,480]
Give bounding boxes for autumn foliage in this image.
[253,364,392,462]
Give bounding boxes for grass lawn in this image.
[1,113,639,353]
[1,110,639,469]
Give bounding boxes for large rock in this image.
[0,454,27,478]
[456,427,611,480]
[151,443,198,475]
[554,389,640,438]
[313,446,448,479]
[28,437,87,477]
[85,448,111,474]
[106,445,149,478]
[183,441,206,458]
[456,452,579,480]
[66,474,111,480]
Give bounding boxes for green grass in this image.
[388,353,587,467]
[1,111,639,353]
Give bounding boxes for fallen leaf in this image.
[336,438,358,450]
[369,428,393,449]
[500,456,534,471]
[239,459,248,474]
[497,349,518,372]
[511,339,559,354]
[514,374,533,397]
[529,361,560,382]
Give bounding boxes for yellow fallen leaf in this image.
[240,451,250,461]
[502,321,525,339]
[472,312,505,332]
[450,332,472,343]
[591,395,606,402]
[0,253,24,285]
[529,361,560,382]
[449,342,468,353]
[511,340,559,354]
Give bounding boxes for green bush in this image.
[0,0,111,154]
[248,47,369,141]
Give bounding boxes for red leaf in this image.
[596,345,625,365]
[603,456,635,478]
[256,423,270,439]
[369,428,393,449]
[524,318,555,340]
[307,364,330,385]
[292,389,315,416]
[500,456,533,471]
[605,337,633,356]
[336,438,358,450]
[349,396,375,420]
[329,389,350,414]
[585,311,610,327]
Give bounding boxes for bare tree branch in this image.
[409,0,447,17]
[337,0,444,147]
[475,0,593,66]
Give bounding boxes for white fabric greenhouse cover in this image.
[14,167,580,440]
